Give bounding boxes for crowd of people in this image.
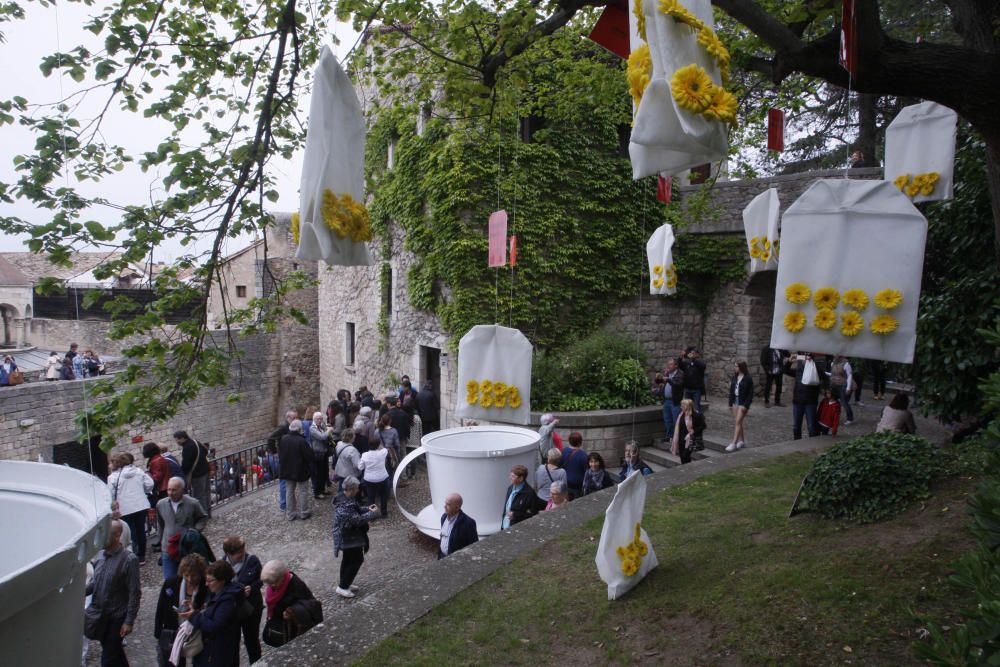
[46,342,107,381]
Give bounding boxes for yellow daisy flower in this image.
[905,181,921,197]
[291,212,301,245]
[659,0,701,28]
[494,394,508,408]
[696,25,730,66]
[785,283,811,305]
[760,249,772,262]
[481,379,493,393]
[479,393,494,409]
[894,174,911,191]
[627,45,653,107]
[784,311,806,333]
[762,239,772,250]
[813,287,840,310]
[321,189,373,242]
[870,314,898,335]
[874,288,903,310]
[652,264,663,276]
[842,289,869,310]
[652,277,665,289]
[466,379,479,394]
[466,393,478,405]
[702,85,737,125]
[671,64,714,114]
[749,245,762,259]
[507,385,519,400]
[665,276,677,289]
[493,381,507,396]
[840,311,864,337]
[665,263,676,277]
[509,395,522,409]
[634,0,646,41]
[813,308,836,330]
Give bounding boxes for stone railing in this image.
[525,404,666,465]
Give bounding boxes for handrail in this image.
[206,443,279,509]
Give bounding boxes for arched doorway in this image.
[0,303,20,347]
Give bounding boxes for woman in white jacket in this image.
[44,351,60,380]
[108,453,154,564]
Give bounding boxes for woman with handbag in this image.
[108,452,155,564]
[178,560,243,667]
[260,560,322,648]
[333,475,377,598]
[671,399,707,464]
[154,554,208,667]
[534,448,567,504]
[0,354,19,386]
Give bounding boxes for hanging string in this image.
[507,91,518,329]
[843,9,857,179]
[53,0,100,517]
[629,176,652,446]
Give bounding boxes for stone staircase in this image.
[640,401,739,471]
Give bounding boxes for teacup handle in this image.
[392,445,427,526]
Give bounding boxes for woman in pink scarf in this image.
[260,561,322,648]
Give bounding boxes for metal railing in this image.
[206,443,280,509]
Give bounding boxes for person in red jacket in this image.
[143,442,172,501]
[817,389,841,436]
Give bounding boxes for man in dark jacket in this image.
[175,429,211,518]
[87,519,141,667]
[501,465,543,529]
[759,345,789,407]
[222,536,264,663]
[417,380,440,434]
[279,420,313,521]
[784,353,827,439]
[656,358,685,438]
[386,395,411,445]
[680,347,707,412]
[439,493,478,558]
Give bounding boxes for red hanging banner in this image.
[767,108,785,152]
[509,235,518,267]
[839,0,858,77]
[656,175,672,203]
[488,210,508,267]
[587,0,631,60]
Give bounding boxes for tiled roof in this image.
[0,255,31,286]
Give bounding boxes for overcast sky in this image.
[0,3,358,261]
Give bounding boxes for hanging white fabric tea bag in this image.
[884,101,958,204]
[455,325,533,425]
[742,188,780,274]
[595,472,659,600]
[646,224,677,296]
[295,46,373,266]
[770,179,927,364]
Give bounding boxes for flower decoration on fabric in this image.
[479,393,494,409]
[893,174,911,191]
[652,277,665,289]
[664,264,678,289]
[895,172,941,199]
[870,315,899,335]
[616,523,650,577]
[813,308,836,331]
[840,311,865,338]
[874,288,903,310]
[813,287,840,310]
[634,0,647,41]
[702,86,738,125]
[784,311,806,333]
[652,265,664,276]
[464,379,521,410]
[321,190,372,242]
[773,239,780,258]
[842,289,869,311]
[291,213,301,245]
[785,283,811,305]
[627,45,653,107]
[748,236,762,259]
[671,64,713,114]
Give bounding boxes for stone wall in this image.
[0,332,281,464]
[526,406,664,465]
[27,318,166,356]
[317,223,454,426]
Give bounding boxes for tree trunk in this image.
[986,138,1000,267]
[855,93,878,165]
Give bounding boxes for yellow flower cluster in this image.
[616,523,650,577]
[634,0,646,42]
[321,189,372,242]
[627,45,653,107]
[894,172,940,198]
[670,64,737,124]
[748,236,774,262]
[466,379,522,410]
[782,283,903,337]
[291,212,301,245]
[659,0,730,80]
[651,263,677,290]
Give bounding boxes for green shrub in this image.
[531,330,652,412]
[797,432,939,523]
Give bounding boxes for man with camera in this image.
[654,357,685,439]
[784,352,828,439]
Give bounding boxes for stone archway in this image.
[0,303,20,347]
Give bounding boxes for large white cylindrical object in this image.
[0,461,111,665]
[393,425,540,537]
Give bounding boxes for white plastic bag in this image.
[454,325,533,425]
[595,471,658,600]
[800,359,820,386]
[646,224,677,295]
[884,101,957,203]
[628,0,728,179]
[295,46,373,267]
[742,188,780,273]
[770,179,927,364]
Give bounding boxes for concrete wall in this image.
[0,332,282,464]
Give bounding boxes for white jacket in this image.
[108,464,154,516]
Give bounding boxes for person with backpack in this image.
[156,477,209,582]
[176,430,212,518]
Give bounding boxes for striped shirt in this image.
[89,545,141,625]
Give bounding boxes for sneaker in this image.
[349,585,360,592]
[843,420,853,426]
[335,587,355,599]
[736,441,745,449]
[725,442,737,452]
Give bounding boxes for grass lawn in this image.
[355,452,979,666]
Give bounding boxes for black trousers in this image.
[763,372,783,403]
[364,478,390,517]
[100,614,129,667]
[340,547,364,588]
[242,607,263,663]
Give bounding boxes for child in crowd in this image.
[817,388,841,435]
